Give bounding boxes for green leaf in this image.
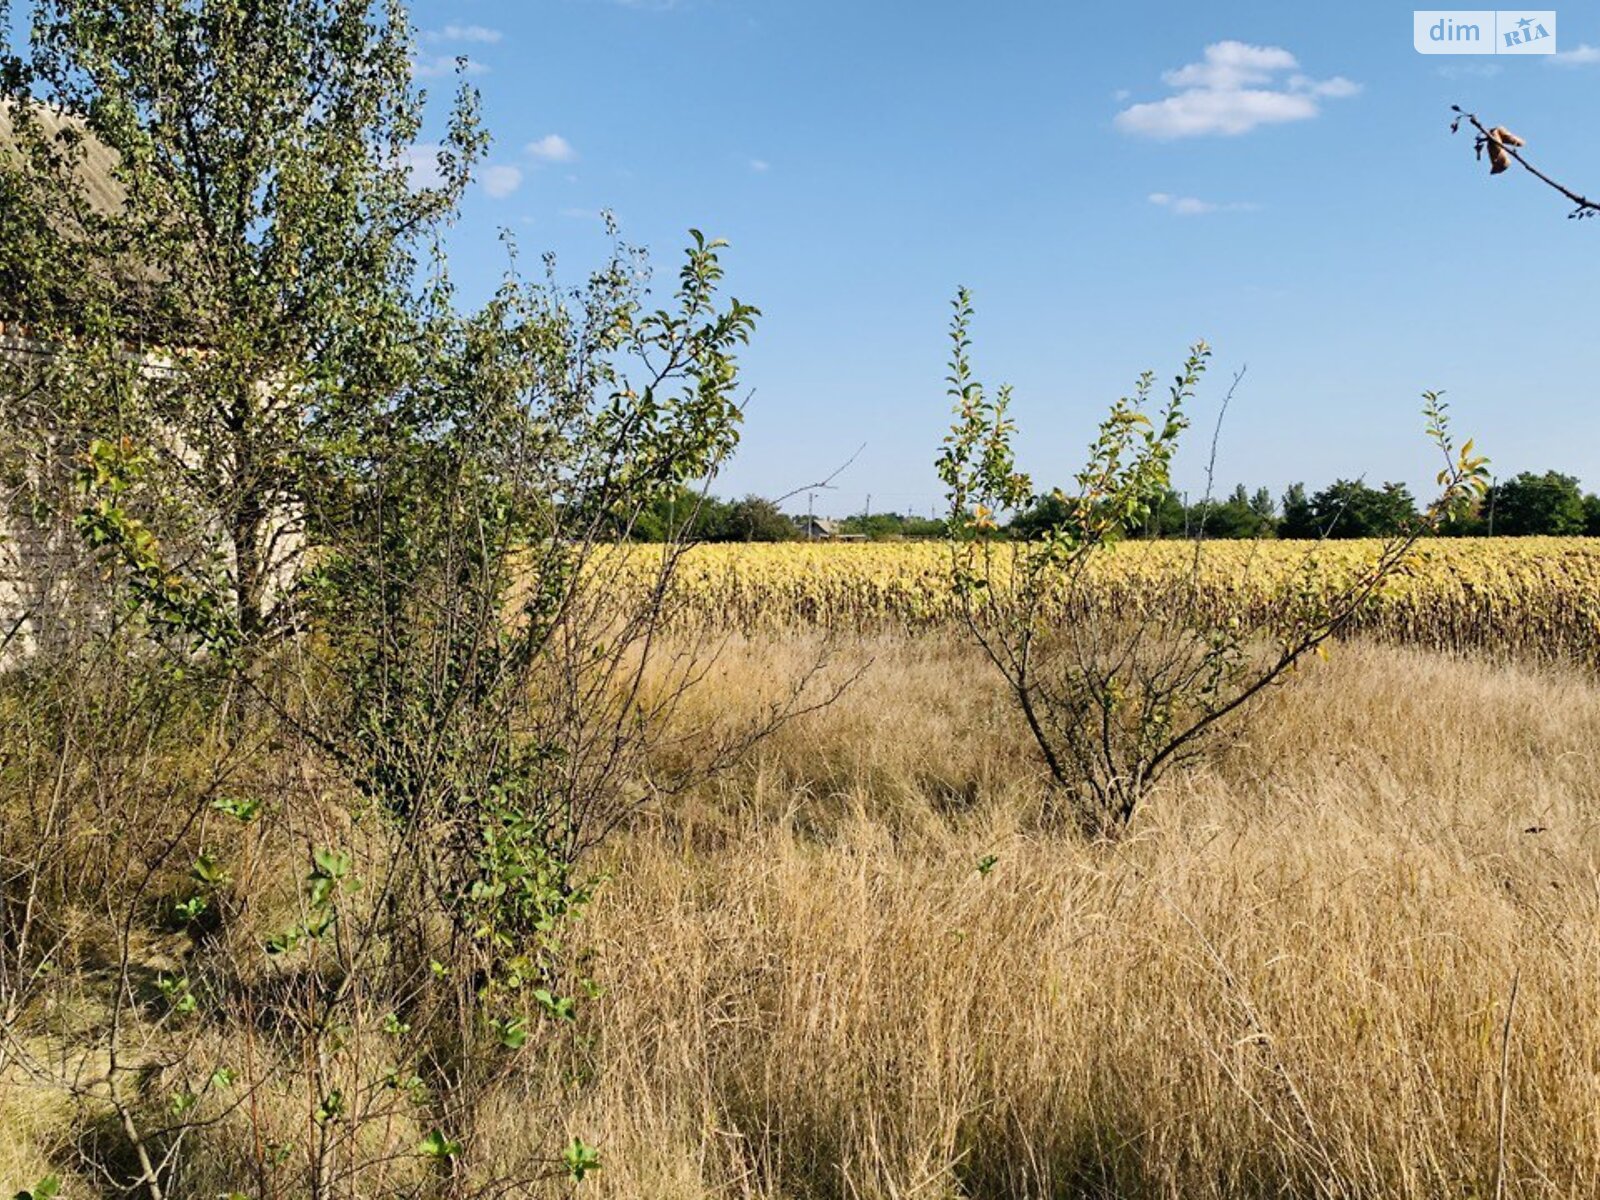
[14,1175,61,1200]
[418,1129,463,1160]
[314,1089,344,1125]
[211,794,261,823]
[494,1016,528,1049]
[563,1136,601,1182]
[533,988,576,1022]
[312,848,350,879]
[191,852,228,886]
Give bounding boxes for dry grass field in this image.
[7,627,1600,1198]
[537,634,1600,1199]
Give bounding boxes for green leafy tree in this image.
[1008,492,1073,539]
[0,0,488,652]
[1188,484,1274,539]
[629,485,733,542]
[1137,487,1189,538]
[1308,480,1419,538]
[838,510,945,540]
[1250,485,1277,527]
[1280,482,1318,539]
[724,494,799,541]
[0,3,791,1193]
[937,289,1488,838]
[1584,492,1600,536]
[1491,470,1587,535]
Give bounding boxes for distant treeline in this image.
[625,472,1600,542]
[1045,471,1600,540]
[623,488,946,541]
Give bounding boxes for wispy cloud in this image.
[398,144,445,190]
[748,158,770,173]
[1115,41,1359,138]
[1551,43,1600,64]
[1148,192,1259,216]
[1435,62,1504,78]
[423,24,503,44]
[414,54,489,79]
[527,134,578,163]
[560,206,605,221]
[481,164,523,199]
[402,146,522,196]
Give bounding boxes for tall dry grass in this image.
[7,633,1600,1197]
[541,635,1600,1198]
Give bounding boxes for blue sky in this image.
[410,0,1600,517]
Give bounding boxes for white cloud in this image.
[1290,73,1361,98]
[1119,89,1317,137]
[414,54,489,78]
[527,134,578,163]
[398,144,445,190]
[1551,43,1600,64]
[560,206,604,221]
[1116,41,1359,138]
[424,23,503,44]
[1112,88,1131,102]
[481,164,523,198]
[1148,191,1258,216]
[749,158,770,172]
[1163,41,1296,91]
[1435,62,1503,78]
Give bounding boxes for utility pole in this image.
[807,491,815,541]
[1487,475,1497,536]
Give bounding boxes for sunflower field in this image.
[605,538,1600,661]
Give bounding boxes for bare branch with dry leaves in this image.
[1452,106,1600,219]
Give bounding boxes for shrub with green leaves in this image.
[0,1,770,1193]
[937,289,1489,838]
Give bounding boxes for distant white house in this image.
[793,516,866,542]
[0,103,300,657]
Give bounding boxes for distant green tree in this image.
[896,514,949,538]
[724,495,798,541]
[1438,499,1487,536]
[1280,482,1319,539]
[1492,471,1586,535]
[1007,492,1072,539]
[629,486,732,542]
[1584,493,1600,536]
[1188,484,1274,539]
[1250,486,1277,527]
[1308,480,1418,538]
[1130,487,1187,538]
[838,510,946,540]
[1014,485,1185,540]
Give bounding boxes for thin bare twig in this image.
[770,441,867,508]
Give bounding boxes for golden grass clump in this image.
[7,631,1600,1197]
[551,635,1600,1199]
